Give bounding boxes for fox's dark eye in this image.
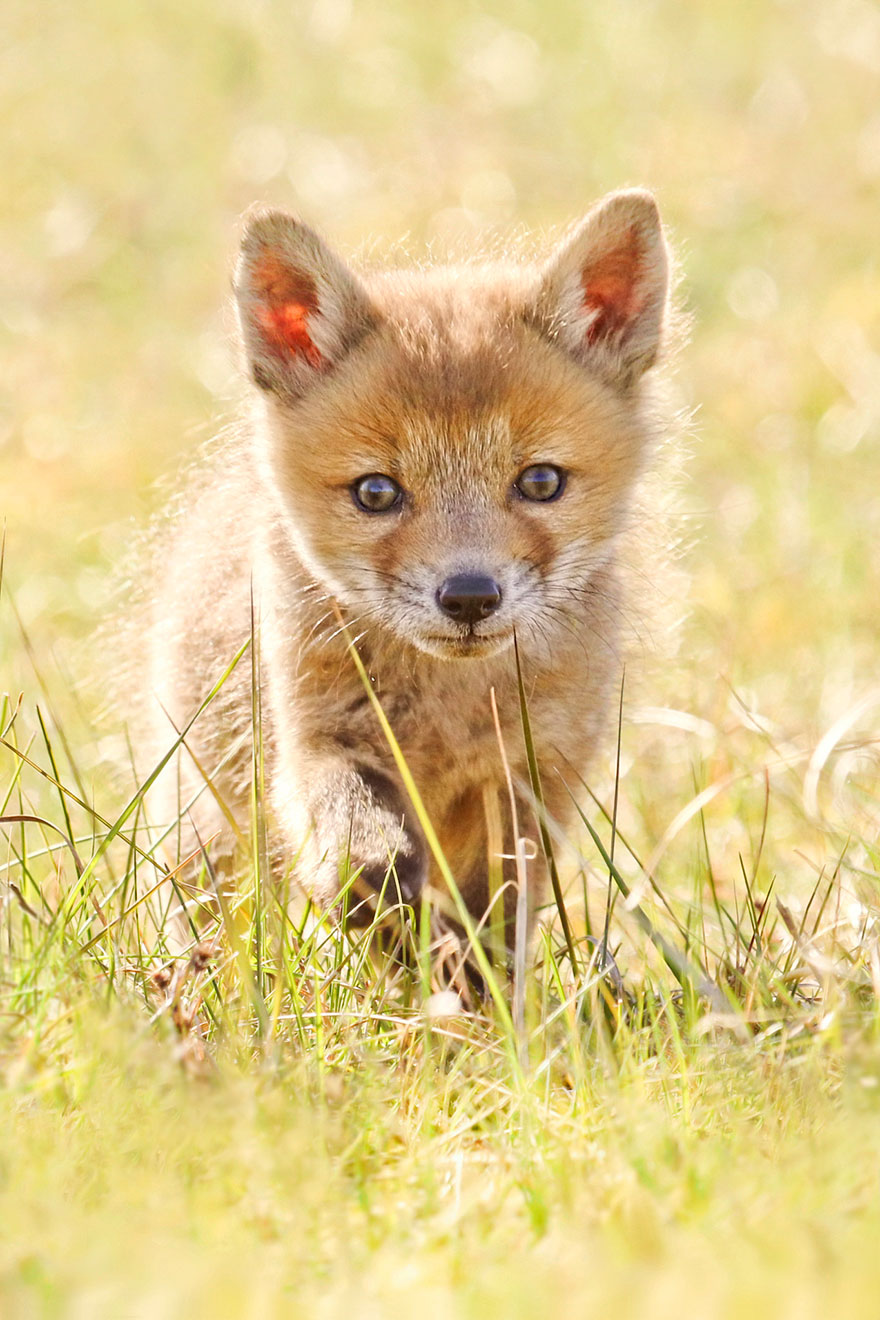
[352,473,403,513]
[515,464,566,502]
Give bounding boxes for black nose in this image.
[436,574,503,626]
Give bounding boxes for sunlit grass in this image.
[4,623,880,1314]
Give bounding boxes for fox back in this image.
[145,189,672,948]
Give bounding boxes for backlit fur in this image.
[144,189,673,948]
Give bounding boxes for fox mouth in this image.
[415,628,514,659]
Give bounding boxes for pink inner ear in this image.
[581,229,644,345]
[252,251,324,368]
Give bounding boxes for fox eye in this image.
[352,473,403,513]
[515,464,566,502]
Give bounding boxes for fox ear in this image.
[234,210,378,397]
[535,190,669,388]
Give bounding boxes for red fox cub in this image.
[148,189,671,950]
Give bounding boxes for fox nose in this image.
[436,574,503,626]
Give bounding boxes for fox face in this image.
[234,192,669,662]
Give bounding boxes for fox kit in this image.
[147,188,671,951]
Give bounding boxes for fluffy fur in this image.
[143,189,672,948]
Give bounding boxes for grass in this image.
[3,0,880,1314]
[4,615,880,1318]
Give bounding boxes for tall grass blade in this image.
[513,636,579,976]
[489,685,528,1063]
[332,605,519,1054]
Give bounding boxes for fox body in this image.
[147,189,671,945]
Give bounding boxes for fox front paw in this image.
[344,836,427,925]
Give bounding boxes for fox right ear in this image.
[534,189,669,389]
[234,210,378,397]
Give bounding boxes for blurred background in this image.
[2,0,879,901]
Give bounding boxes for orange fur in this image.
[144,189,674,952]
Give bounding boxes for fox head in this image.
[233,191,670,660]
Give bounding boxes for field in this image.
[3,0,880,1315]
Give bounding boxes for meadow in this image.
[3,0,880,1314]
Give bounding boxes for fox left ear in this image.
[234,209,378,398]
[534,189,669,388]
